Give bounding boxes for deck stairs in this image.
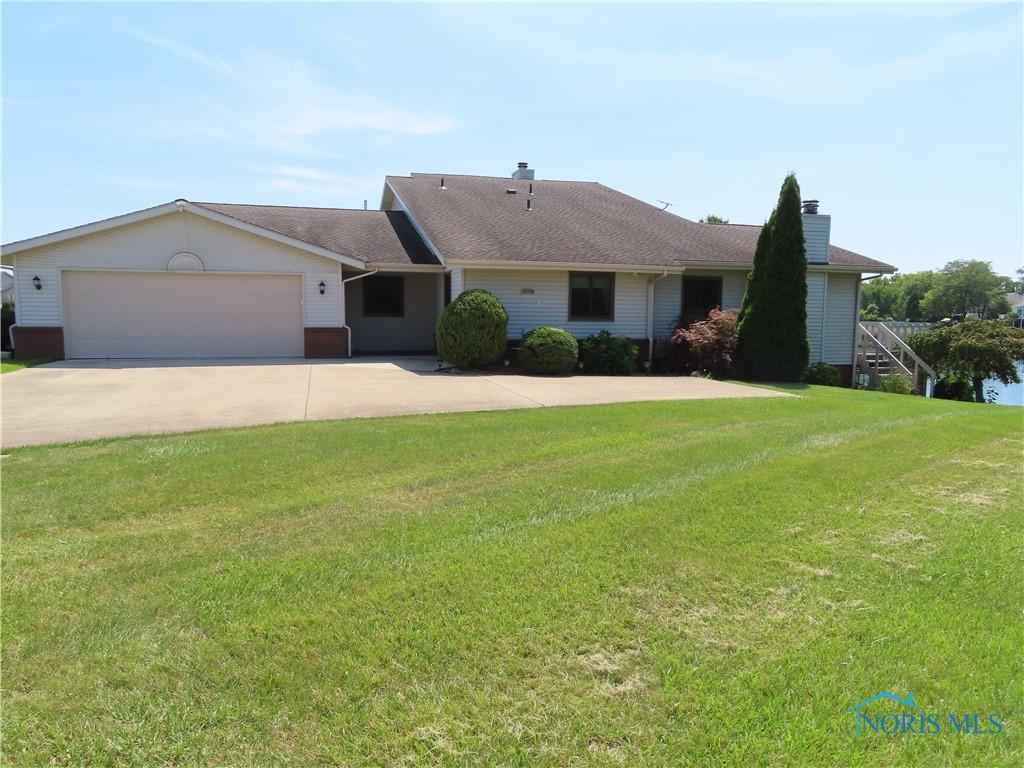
[855,321,936,396]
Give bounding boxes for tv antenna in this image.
[657,200,674,211]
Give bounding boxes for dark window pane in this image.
[570,274,590,291]
[681,277,722,325]
[571,287,591,316]
[363,275,404,317]
[569,273,614,320]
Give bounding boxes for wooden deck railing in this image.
[856,322,936,396]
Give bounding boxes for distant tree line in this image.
[860,261,1018,322]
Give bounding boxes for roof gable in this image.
[2,200,367,268]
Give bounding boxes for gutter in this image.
[645,270,671,368]
[340,269,379,357]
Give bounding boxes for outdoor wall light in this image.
[32,275,42,290]
[318,281,326,295]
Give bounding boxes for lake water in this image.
[987,362,1024,407]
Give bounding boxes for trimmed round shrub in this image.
[579,330,639,375]
[518,327,578,375]
[803,362,841,387]
[435,289,508,369]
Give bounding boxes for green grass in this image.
[0,356,50,373]
[2,387,1021,766]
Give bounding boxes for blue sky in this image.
[3,2,1021,275]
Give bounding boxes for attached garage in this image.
[2,199,442,360]
[62,271,304,359]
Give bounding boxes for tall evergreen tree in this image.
[735,210,774,371]
[736,174,809,380]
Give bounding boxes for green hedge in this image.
[803,362,841,387]
[579,331,638,375]
[518,327,578,375]
[436,290,509,369]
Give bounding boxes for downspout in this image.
[341,268,379,357]
[646,270,670,369]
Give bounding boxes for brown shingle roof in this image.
[193,203,439,266]
[706,222,896,272]
[386,173,896,272]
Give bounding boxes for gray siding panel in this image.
[346,272,438,354]
[807,273,826,361]
[449,268,464,299]
[803,214,831,264]
[653,275,682,337]
[346,273,439,352]
[823,273,857,364]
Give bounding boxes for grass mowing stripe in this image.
[2,388,1020,766]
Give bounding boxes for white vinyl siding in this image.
[651,270,748,338]
[802,214,831,264]
[449,268,464,299]
[12,211,344,327]
[806,273,827,361]
[823,273,857,364]
[653,275,682,337]
[463,268,648,338]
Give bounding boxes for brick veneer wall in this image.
[304,327,349,358]
[12,326,65,360]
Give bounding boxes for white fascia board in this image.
[368,263,444,273]
[444,259,687,274]
[382,181,446,266]
[2,200,368,270]
[808,264,897,275]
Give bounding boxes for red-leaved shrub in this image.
[670,308,738,378]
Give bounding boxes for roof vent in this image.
[512,161,534,181]
[801,199,820,215]
[506,188,518,194]
[439,177,446,189]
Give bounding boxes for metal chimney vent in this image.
[801,199,820,215]
[512,162,535,181]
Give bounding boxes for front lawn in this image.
[2,388,1021,766]
[0,356,50,374]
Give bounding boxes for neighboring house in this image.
[1,265,14,304]
[1005,291,1024,320]
[0,162,895,381]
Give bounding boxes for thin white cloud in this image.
[559,20,1020,99]
[125,28,456,152]
[443,7,1019,100]
[125,27,234,78]
[249,165,381,200]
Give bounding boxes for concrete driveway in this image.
[1,357,788,447]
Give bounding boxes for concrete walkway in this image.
[1,357,788,447]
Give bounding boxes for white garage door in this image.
[62,271,304,359]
